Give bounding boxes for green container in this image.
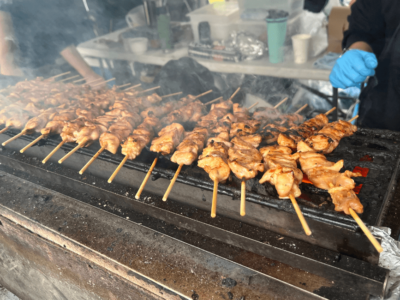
[266,11,288,64]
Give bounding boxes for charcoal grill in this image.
[0,125,398,299]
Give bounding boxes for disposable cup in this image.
[292,34,311,64]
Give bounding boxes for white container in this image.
[187,3,240,42]
[235,12,303,42]
[238,0,304,18]
[123,37,148,55]
[292,34,311,63]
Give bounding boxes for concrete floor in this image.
[0,285,20,300]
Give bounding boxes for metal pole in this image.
[332,87,338,121]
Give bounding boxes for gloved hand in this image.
[329,49,378,89]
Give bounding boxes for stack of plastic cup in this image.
[265,10,289,64]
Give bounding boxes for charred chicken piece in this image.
[171,127,209,165]
[259,145,302,199]
[230,120,261,138]
[296,141,363,214]
[120,117,161,160]
[277,113,329,150]
[150,123,185,155]
[304,120,357,154]
[228,135,264,181]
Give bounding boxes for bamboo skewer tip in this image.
[79,145,106,175]
[163,164,183,201]
[240,180,246,217]
[2,130,26,146]
[274,97,289,109]
[58,142,84,164]
[20,135,43,153]
[108,155,129,183]
[325,107,337,115]
[42,141,65,164]
[294,104,308,114]
[211,180,218,218]
[204,96,222,106]
[348,115,359,123]
[289,194,312,236]
[135,157,158,199]
[247,102,259,111]
[0,127,9,134]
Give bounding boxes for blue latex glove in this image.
[329,49,378,89]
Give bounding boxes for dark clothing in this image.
[0,0,88,69]
[343,0,400,130]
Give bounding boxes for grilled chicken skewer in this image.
[108,91,212,184]
[160,89,240,204]
[302,116,358,154]
[277,107,336,150]
[81,92,210,176]
[258,145,311,235]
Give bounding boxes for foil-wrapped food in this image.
[225,31,265,61]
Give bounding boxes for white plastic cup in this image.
[291,34,311,64]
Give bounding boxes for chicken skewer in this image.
[108,91,213,184]
[159,89,241,202]
[41,87,163,164]
[302,115,358,154]
[296,139,381,250]
[80,92,211,176]
[228,96,289,216]
[259,145,311,235]
[277,107,336,150]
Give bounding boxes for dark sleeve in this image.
[342,0,385,53]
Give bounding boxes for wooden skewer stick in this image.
[80,78,103,86]
[163,164,183,201]
[195,90,213,99]
[58,142,85,164]
[2,130,26,146]
[204,96,223,106]
[20,135,43,153]
[274,97,289,109]
[211,180,218,218]
[289,194,312,236]
[161,92,183,99]
[42,141,65,164]
[294,104,308,114]
[59,74,80,82]
[135,156,159,199]
[108,155,129,183]
[348,115,359,123]
[349,208,383,253]
[327,183,382,253]
[241,180,246,217]
[136,86,161,94]
[73,78,86,83]
[47,71,71,80]
[0,127,9,134]
[325,107,336,115]
[124,83,142,91]
[247,102,259,111]
[79,145,106,175]
[229,87,241,100]
[116,83,131,89]
[92,78,115,87]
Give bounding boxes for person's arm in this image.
[0,11,23,76]
[343,0,385,55]
[60,45,104,88]
[330,0,383,89]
